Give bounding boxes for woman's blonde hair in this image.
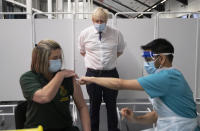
[92,7,109,22]
[31,40,63,78]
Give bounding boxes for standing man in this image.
[78,7,126,131]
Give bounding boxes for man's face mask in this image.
[142,51,173,74]
[49,59,62,73]
[144,60,157,74]
[94,23,106,32]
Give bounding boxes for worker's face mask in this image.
[49,59,62,73]
[144,59,158,74]
[142,51,173,74]
[94,23,106,32]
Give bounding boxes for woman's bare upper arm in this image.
[72,78,86,109]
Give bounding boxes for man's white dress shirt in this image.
[78,25,126,70]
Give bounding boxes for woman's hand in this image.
[58,69,78,78]
[79,76,93,85]
[120,107,135,122]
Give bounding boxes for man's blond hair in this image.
[92,7,109,22]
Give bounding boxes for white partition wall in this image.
[0,20,32,101]
[34,19,74,70]
[75,19,92,99]
[158,18,198,95]
[197,19,200,100]
[116,19,155,100]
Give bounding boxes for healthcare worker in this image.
[79,38,199,131]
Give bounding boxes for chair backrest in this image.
[14,101,27,129]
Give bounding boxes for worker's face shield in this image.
[142,51,158,63]
[142,51,173,63]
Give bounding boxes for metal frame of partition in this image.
[0,105,17,116]
[156,12,200,102]
[0,104,17,129]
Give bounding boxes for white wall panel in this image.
[115,19,155,100]
[197,19,200,99]
[75,19,92,99]
[34,19,74,70]
[0,20,32,101]
[158,18,197,95]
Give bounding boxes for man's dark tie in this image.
[99,32,102,41]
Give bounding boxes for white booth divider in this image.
[34,19,74,70]
[74,19,92,99]
[33,13,75,70]
[116,18,156,99]
[158,18,197,97]
[0,12,199,102]
[0,19,32,101]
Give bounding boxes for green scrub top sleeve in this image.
[20,72,43,100]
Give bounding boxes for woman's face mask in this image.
[49,59,62,73]
[94,23,106,32]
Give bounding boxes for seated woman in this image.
[20,40,90,131]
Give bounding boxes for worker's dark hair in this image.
[141,38,174,62]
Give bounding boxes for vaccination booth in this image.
[0,11,200,130]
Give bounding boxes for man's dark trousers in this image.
[86,68,120,131]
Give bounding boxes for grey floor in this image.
[0,101,200,131]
